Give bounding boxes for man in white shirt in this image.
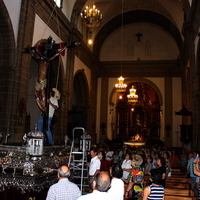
[88,147,101,191]
[108,163,124,200]
[78,171,113,200]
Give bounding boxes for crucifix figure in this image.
[23,36,79,144]
[23,36,79,112]
[135,33,143,42]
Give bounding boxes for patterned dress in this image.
[128,166,144,200]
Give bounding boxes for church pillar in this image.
[164,77,173,147]
[99,78,109,143]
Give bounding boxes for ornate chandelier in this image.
[115,76,127,93]
[80,2,102,27]
[127,85,138,103]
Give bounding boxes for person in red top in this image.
[98,151,110,172]
[169,149,179,168]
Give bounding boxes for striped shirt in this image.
[147,185,164,200]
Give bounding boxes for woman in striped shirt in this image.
[143,169,164,200]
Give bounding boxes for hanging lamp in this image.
[115,0,127,93]
[127,85,138,103]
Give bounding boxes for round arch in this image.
[109,77,163,106]
[70,69,89,130]
[93,10,182,56]
[0,0,15,133]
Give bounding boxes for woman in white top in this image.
[121,153,132,182]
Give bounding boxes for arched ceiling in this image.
[93,10,183,56]
[72,0,184,57]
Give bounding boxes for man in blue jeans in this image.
[37,88,60,145]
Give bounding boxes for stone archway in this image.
[0,0,15,135]
[110,78,162,141]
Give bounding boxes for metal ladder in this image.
[68,127,88,193]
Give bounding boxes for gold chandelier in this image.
[127,85,138,103]
[80,1,102,27]
[115,76,127,93]
[115,0,127,94]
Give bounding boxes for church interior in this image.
[1,0,200,199]
[0,0,200,150]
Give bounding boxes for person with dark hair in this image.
[108,164,124,200]
[46,165,81,200]
[143,169,164,200]
[121,153,132,182]
[77,171,112,200]
[88,147,101,191]
[143,156,153,175]
[37,88,60,145]
[98,150,110,172]
[156,157,166,187]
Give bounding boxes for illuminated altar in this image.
[124,134,145,146]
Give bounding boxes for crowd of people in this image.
[46,142,200,200]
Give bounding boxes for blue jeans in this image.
[37,115,54,145]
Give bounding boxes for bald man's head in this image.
[94,171,111,192]
[58,165,70,178]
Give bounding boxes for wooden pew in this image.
[165,188,194,196]
[166,176,191,183]
[165,195,198,200]
[165,181,190,189]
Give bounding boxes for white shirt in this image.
[107,178,124,200]
[49,97,58,117]
[121,159,132,179]
[78,190,114,200]
[89,156,100,176]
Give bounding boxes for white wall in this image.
[3,0,21,42]
[100,23,179,61]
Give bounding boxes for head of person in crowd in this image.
[90,147,98,158]
[98,150,106,160]
[110,163,123,178]
[125,153,131,161]
[146,156,153,163]
[149,168,163,185]
[57,165,70,179]
[163,151,170,159]
[156,156,166,167]
[131,154,143,167]
[93,171,111,191]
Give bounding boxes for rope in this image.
[40,2,57,42]
[55,5,62,89]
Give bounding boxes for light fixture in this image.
[115,0,127,93]
[127,85,138,103]
[115,76,127,93]
[80,1,102,27]
[87,31,93,45]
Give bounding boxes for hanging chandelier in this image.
[80,2,102,27]
[127,85,138,103]
[115,0,127,94]
[115,76,127,93]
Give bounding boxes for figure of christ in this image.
[23,36,79,112]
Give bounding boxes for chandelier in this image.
[115,0,127,94]
[80,2,102,27]
[127,85,138,103]
[115,76,127,93]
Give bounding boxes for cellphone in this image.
[196,154,199,159]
